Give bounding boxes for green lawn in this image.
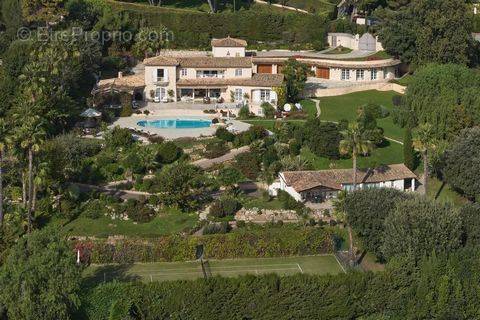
[83,255,344,284]
[242,197,285,210]
[317,90,405,141]
[301,139,404,170]
[427,176,468,207]
[271,0,337,14]
[64,209,198,238]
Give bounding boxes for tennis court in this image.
[85,255,345,283]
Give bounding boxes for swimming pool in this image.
[137,118,212,129]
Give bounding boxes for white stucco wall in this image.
[212,47,246,57]
[144,65,178,101]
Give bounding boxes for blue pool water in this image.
[137,118,212,129]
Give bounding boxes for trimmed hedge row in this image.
[81,273,384,320]
[109,1,329,48]
[84,226,335,263]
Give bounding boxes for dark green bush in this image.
[155,141,183,164]
[204,140,229,159]
[261,102,276,119]
[215,127,235,142]
[202,222,231,235]
[209,197,241,218]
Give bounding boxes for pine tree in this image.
[403,127,415,170]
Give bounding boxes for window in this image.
[180,68,187,77]
[341,69,350,80]
[356,69,365,81]
[196,70,223,78]
[371,68,377,80]
[235,69,243,77]
[383,68,387,79]
[234,88,243,101]
[260,89,271,102]
[156,69,165,81]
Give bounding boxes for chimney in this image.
[118,71,123,78]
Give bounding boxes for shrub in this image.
[392,95,403,106]
[234,152,261,180]
[338,119,349,131]
[202,222,231,235]
[304,119,342,159]
[203,140,229,159]
[261,102,276,119]
[123,199,156,223]
[215,127,235,142]
[209,197,241,218]
[104,126,134,150]
[277,190,304,211]
[238,105,253,119]
[147,135,165,144]
[119,103,133,117]
[156,141,183,164]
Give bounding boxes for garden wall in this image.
[81,226,335,263]
[305,82,406,98]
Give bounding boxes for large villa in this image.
[97,35,402,116]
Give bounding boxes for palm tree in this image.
[338,121,374,265]
[12,115,46,232]
[412,123,436,196]
[339,122,375,190]
[0,119,7,228]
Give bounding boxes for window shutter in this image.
[164,69,169,81]
[152,69,157,82]
[253,90,261,103]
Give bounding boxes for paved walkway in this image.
[193,146,250,169]
[71,183,153,200]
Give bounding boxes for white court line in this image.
[333,255,347,274]
[296,263,304,273]
[133,263,299,273]
[140,267,300,277]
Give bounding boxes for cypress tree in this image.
[403,127,415,170]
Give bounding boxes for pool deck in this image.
[111,109,251,139]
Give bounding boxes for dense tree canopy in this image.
[304,119,342,159]
[0,228,82,319]
[344,188,410,260]
[282,59,309,103]
[377,0,476,66]
[382,197,462,261]
[395,64,480,140]
[442,127,480,201]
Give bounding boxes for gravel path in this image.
[193,146,250,169]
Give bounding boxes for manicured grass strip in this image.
[84,255,344,283]
[64,210,198,238]
[317,90,405,141]
[301,140,404,170]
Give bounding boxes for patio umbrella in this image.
[80,108,102,118]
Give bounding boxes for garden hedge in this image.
[108,1,329,49]
[83,226,335,263]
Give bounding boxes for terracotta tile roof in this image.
[253,57,401,68]
[144,56,252,68]
[143,56,180,66]
[281,164,417,192]
[176,73,284,88]
[95,73,145,93]
[211,37,247,47]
